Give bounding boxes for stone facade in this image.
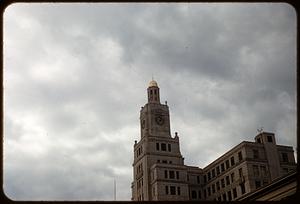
[131,80,296,201]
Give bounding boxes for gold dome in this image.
[148,80,158,87]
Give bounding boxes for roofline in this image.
[203,140,253,170]
[203,141,295,171]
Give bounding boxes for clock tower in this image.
[132,80,187,201]
[140,80,171,138]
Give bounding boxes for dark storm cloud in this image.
[4,3,296,200]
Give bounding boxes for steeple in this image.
[147,79,160,104]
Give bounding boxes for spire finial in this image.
[148,77,158,87]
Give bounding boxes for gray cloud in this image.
[4,2,296,201]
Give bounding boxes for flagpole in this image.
[114,178,116,201]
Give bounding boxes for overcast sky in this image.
[4,2,296,201]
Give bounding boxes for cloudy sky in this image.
[4,2,296,201]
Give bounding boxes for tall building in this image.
[131,80,296,201]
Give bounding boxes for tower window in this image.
[168,144,171,151]
[156,143,159,150]
[161,143,167,151]
[208,172,211,180]
[227,191,232,201]
[239,168,243,178]
[169,171,175,179]
[253,149,259,159]
[204,175,207,183]
[257,138,261,143]
[226,175,230,185]
[170,186,176,195]
[221,163,225,172]
[165,186,169,195]
[216,166,220,175]
[150,90,153,94]
[216,181,220,190]
[225,160,230,169]
[197,175,200,184]
[176,171,179,179]
[212,169,215,178]
[198,190,201,199]
[212,184,215,193]
[154,90,157,94]
[231,172,235,183]
[240,183,246,194]
[192,190,197,199]
[233,188,237,198]
[177,187,181,195]
[221,178,225,188]
[238,151,243,161]
[267,136,273,143]
[230,156,235,166]
[164,170,168,178]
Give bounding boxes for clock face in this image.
[155,115,164,125]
